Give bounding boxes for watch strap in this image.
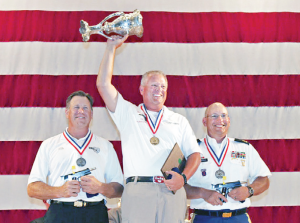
[247,186,254,198]
[181,173,187,185]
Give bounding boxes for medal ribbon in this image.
[204,137,230,167]
[63,130,93,155]
[141,104,164,134]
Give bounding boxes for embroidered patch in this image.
[89,147,100,153]
[201,169,207,176]
[201,156,208,162]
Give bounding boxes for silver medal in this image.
[76,157,86,167]
[215,169,225,179]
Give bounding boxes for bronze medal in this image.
[150,136,159,145]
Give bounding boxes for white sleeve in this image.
[107,93,135,133]
[27,141,49,184]
[247,144,272,183]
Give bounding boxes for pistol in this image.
[212,181,245,203]
[61,167,96,181]
[61,167,98,198]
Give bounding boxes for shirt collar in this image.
[206,134,228,152]
[65,128,91,142]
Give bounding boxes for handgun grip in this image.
[86,193,98,198]
[166,167,181,180]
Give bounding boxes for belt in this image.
[50,199,104,208]
[126,176,165,184]
[194,208,247,218]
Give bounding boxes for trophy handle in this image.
[93,12,126,39]
[99,11,125,27]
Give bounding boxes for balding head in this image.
[203,102,230,143]
[204,102,228,117]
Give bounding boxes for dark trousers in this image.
[43,202,108,223]
[192,213,251,223]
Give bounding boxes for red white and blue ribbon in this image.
[204,137,230,167]
[140,104,164,134]
[63,129,93,155]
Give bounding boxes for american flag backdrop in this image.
[0,0,300,222]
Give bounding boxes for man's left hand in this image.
[228,186,249,201]
[80,175,102,194]
[164,170,184,191]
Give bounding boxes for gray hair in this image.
[140,70,168,86]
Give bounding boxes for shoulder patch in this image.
[234,138,249,145]
[197,139,202,145]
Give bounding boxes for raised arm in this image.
[96,35,128,112]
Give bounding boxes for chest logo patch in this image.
[201,156,208,162]
[89,147,100,153]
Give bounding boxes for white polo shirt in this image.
[28,129,124,202]
[108,93,201,178]
[188,135,271,210]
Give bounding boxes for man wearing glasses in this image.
[185,102,271,223]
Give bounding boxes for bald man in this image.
[185,102,271,223]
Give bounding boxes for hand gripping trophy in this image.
[79,9,143,41]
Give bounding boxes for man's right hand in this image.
[60,180,81,198]
[202,189,228,206]
[107,35,128,50]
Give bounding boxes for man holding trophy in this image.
[94,11,201,222]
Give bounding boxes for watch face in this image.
[248,186,254,197]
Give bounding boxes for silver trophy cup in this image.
[79,9,143,42]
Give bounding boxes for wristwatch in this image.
[181,173,187,185]
[247,186,254,198]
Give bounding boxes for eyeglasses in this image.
[206,114,229,120]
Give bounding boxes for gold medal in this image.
[150,136,159,145]
[141,105,164,146]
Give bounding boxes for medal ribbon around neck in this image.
[204,137,230,167]
[63,130,93,155]
[140,104,164,134]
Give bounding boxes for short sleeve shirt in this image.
[28,129,124,202]
[108,93,201,178]
[188,135,271,210]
